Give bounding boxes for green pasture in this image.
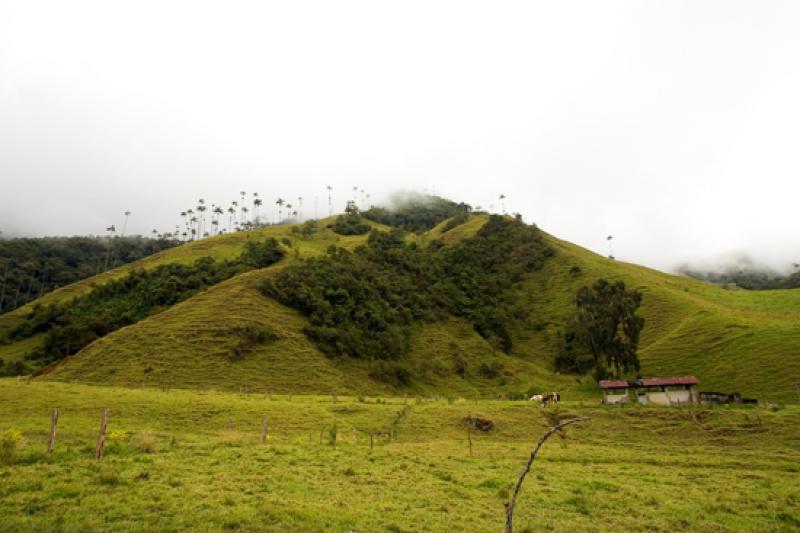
[1,380,798,532]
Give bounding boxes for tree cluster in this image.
[0,236,179,315]
[2,239,284,375]
[330,201,371,236]
[556,279,645,379]
[262,216,553,362]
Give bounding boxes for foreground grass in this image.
[1,380,798,532]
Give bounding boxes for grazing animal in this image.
[529,392,560,407]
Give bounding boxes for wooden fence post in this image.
[261,417,269,445]
[369,433,373,450]
[47,408,59,454]
[95,408,110,461]
[467,427,473,457]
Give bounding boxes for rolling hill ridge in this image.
[1,209,798,401]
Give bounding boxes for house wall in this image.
[639,392,671,406]
[666,390,692,404]
[603,393,629,404]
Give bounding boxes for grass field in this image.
[1,379,798,532]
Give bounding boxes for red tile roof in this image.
[640,376,698,387]
[598,379,630,390]
[599,376,698,389]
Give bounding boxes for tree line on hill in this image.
[0,236,179,315]
[1,238,284,376]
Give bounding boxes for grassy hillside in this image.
[0,380,798,531]
[519,235,800,402]
[2,213,799,402]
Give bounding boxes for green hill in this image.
[1,211,798,402]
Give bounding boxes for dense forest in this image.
[263,215,553,378]
[0,236,179,314]
[2,238,284,376]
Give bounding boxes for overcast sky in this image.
[1,1,799,272]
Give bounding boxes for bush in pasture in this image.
[478,361,503,379]
[291,219,318,238]
[218,430,243,447]
[328,424,337,446]
[97,467,121,486]
[0,428,23,464]
[229,325,279,360]
[369,361,412,387]
[133,430,157,454]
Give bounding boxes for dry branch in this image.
[504,417,590,533]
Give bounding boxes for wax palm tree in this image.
[190,217,198,240]
[297,196,303,220]
[213,206,224,234]
[326,185,333,216]
[103,224,116,270]
[499,194,506,214]
[253,197,263,223]
[241,205,249,226]
[286,203,293,220]
[227,205,236,232]
[121,211,131,237]
[186,209,195,236]
[197,199,207,238]
[276,197,285,222]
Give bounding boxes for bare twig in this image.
[504,417,590,533]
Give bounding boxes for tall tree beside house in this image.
[561,278,645,379]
